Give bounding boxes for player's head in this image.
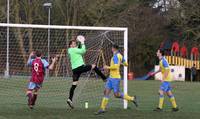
[69,40,77,48]
[112,44,119,53]
[35,50,42,58]
[157,49,165,59]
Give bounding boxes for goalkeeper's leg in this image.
[67,72,80,109]
[68,81,78,109]
[92,65,107,81]
[79,64,107,81]
[69,71,81,100]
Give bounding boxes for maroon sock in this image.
[27,93,33,105]
[31,94,37,105]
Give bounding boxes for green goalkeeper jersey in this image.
[68,44,86,70]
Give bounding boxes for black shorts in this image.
[72,65,92,81]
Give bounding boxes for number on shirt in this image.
[34,63,39,72]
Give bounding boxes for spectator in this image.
[191,64,197,82]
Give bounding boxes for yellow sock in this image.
[170,97,177,108]
[100,97,109,111]
[158,95,164,109]
[124,94,134,101]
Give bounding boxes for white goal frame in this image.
[0,23,128,109]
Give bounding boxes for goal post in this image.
[123,29,128,109]
[0,23,128,109]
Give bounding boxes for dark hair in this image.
[35,50,42,57]
[68,40,76,47]
[112,44,119,50]
[159,49,165,56]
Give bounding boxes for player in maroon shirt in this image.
[26,51,57,109]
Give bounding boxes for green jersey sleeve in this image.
[72,45,86,54]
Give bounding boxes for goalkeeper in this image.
[96,44,138,115]
[67,35,107,109]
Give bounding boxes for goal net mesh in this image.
[0,24,126,109]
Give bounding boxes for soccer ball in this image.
[76,35,85,43]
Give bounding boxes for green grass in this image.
[0,78,200,119]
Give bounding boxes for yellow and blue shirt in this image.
[108,52,128,78]
[159,57,172,82]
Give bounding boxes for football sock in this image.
[169,95,177,108]
[26,91,33,105]
[158,95,164,109]
[100,97,109,111]
[123,93,134,101]
[32,92,38,105]
[69,85,77,101]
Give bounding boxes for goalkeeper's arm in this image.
[74,44,86,54]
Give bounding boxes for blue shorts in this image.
[105,78,121,93]
[28,82,42,90]
[160,81,172,92]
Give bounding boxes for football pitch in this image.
[0,78,200,119]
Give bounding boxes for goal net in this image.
[0,23,128,109]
